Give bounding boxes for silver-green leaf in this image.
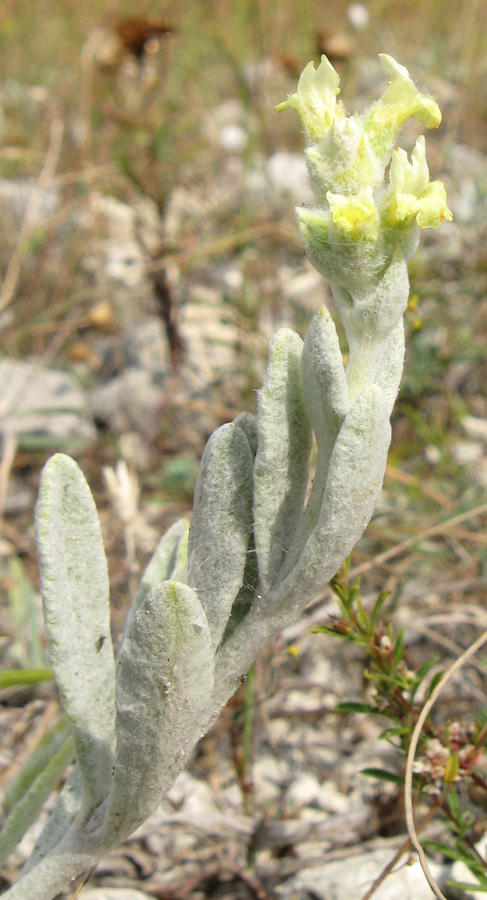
[36,454,116,812]
[188,423,254,647]
[103,581,214,844]
[253,329,312,590]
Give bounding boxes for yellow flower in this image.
[363,55,441,166]
[276,55,341,139]
[277,53,443,198]
[327,187,379,238]
[385,136,453,228]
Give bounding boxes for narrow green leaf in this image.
[188,423,254,647]
[360,768,405,786]
[0,668,53,689]
[379,725,410,740]
[409,657,440,702]
[36,454,116,811]
[3,717,70,814]
[104,581,214,844]
[253,329,312,589]
[20,769,83,875]
[334,702,380,714]
[7,557,45,667]
[370,590,390,631]
[0,734,74,866]
[427,670,445,698]
[394,628,405,664]
[309,625,352,640]
[446,786,461,822]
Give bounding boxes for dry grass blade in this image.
[359,804,441,900]
[0,435,17,525]
[0,118,64,314]
[68,866,95,898]
[350,502,487,579]
[404,627,487,900]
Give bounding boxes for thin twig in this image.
[404,628,487,900]
[359,803,441,900]
[68,866,96,899]
[0,435,17,526]
[0,118,64,314]
[148,220,293,271]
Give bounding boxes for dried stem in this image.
[0,119,64,314]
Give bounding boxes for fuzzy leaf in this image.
[36,454,116,811]
[284,306,349,572]
[374,317,405,414]
[253,329,312,589]
[213,386,391,711]
[103,581,214,844]
[234,411,258,456]
[127,518,189,630]
[188,423,254,647]
[276,384,390,606]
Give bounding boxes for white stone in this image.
[451,441,483,464]
[219,124,248,153]
[348,3,370,29]
[462,416,487,443]
[276,849,446,900]
[0,359,95,446]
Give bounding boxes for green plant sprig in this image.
[314,569,487,892]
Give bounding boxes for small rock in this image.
[286,773,322,810]
[451,441,483,465]
[219,123,248,153]
[252,755,290,804]
[424,444,442,464]
[0,359,95,447]
[89,369,164,440]
[0,179,59,233]
[462,415,487,443]
[280,266,329,313]
[276,848,446,900]
[348,3,370,30]
[123,316,170,379]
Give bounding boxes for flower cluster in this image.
[277,54,452,292]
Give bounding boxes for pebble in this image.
[0,359,95,447]
[276,848,446,900]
